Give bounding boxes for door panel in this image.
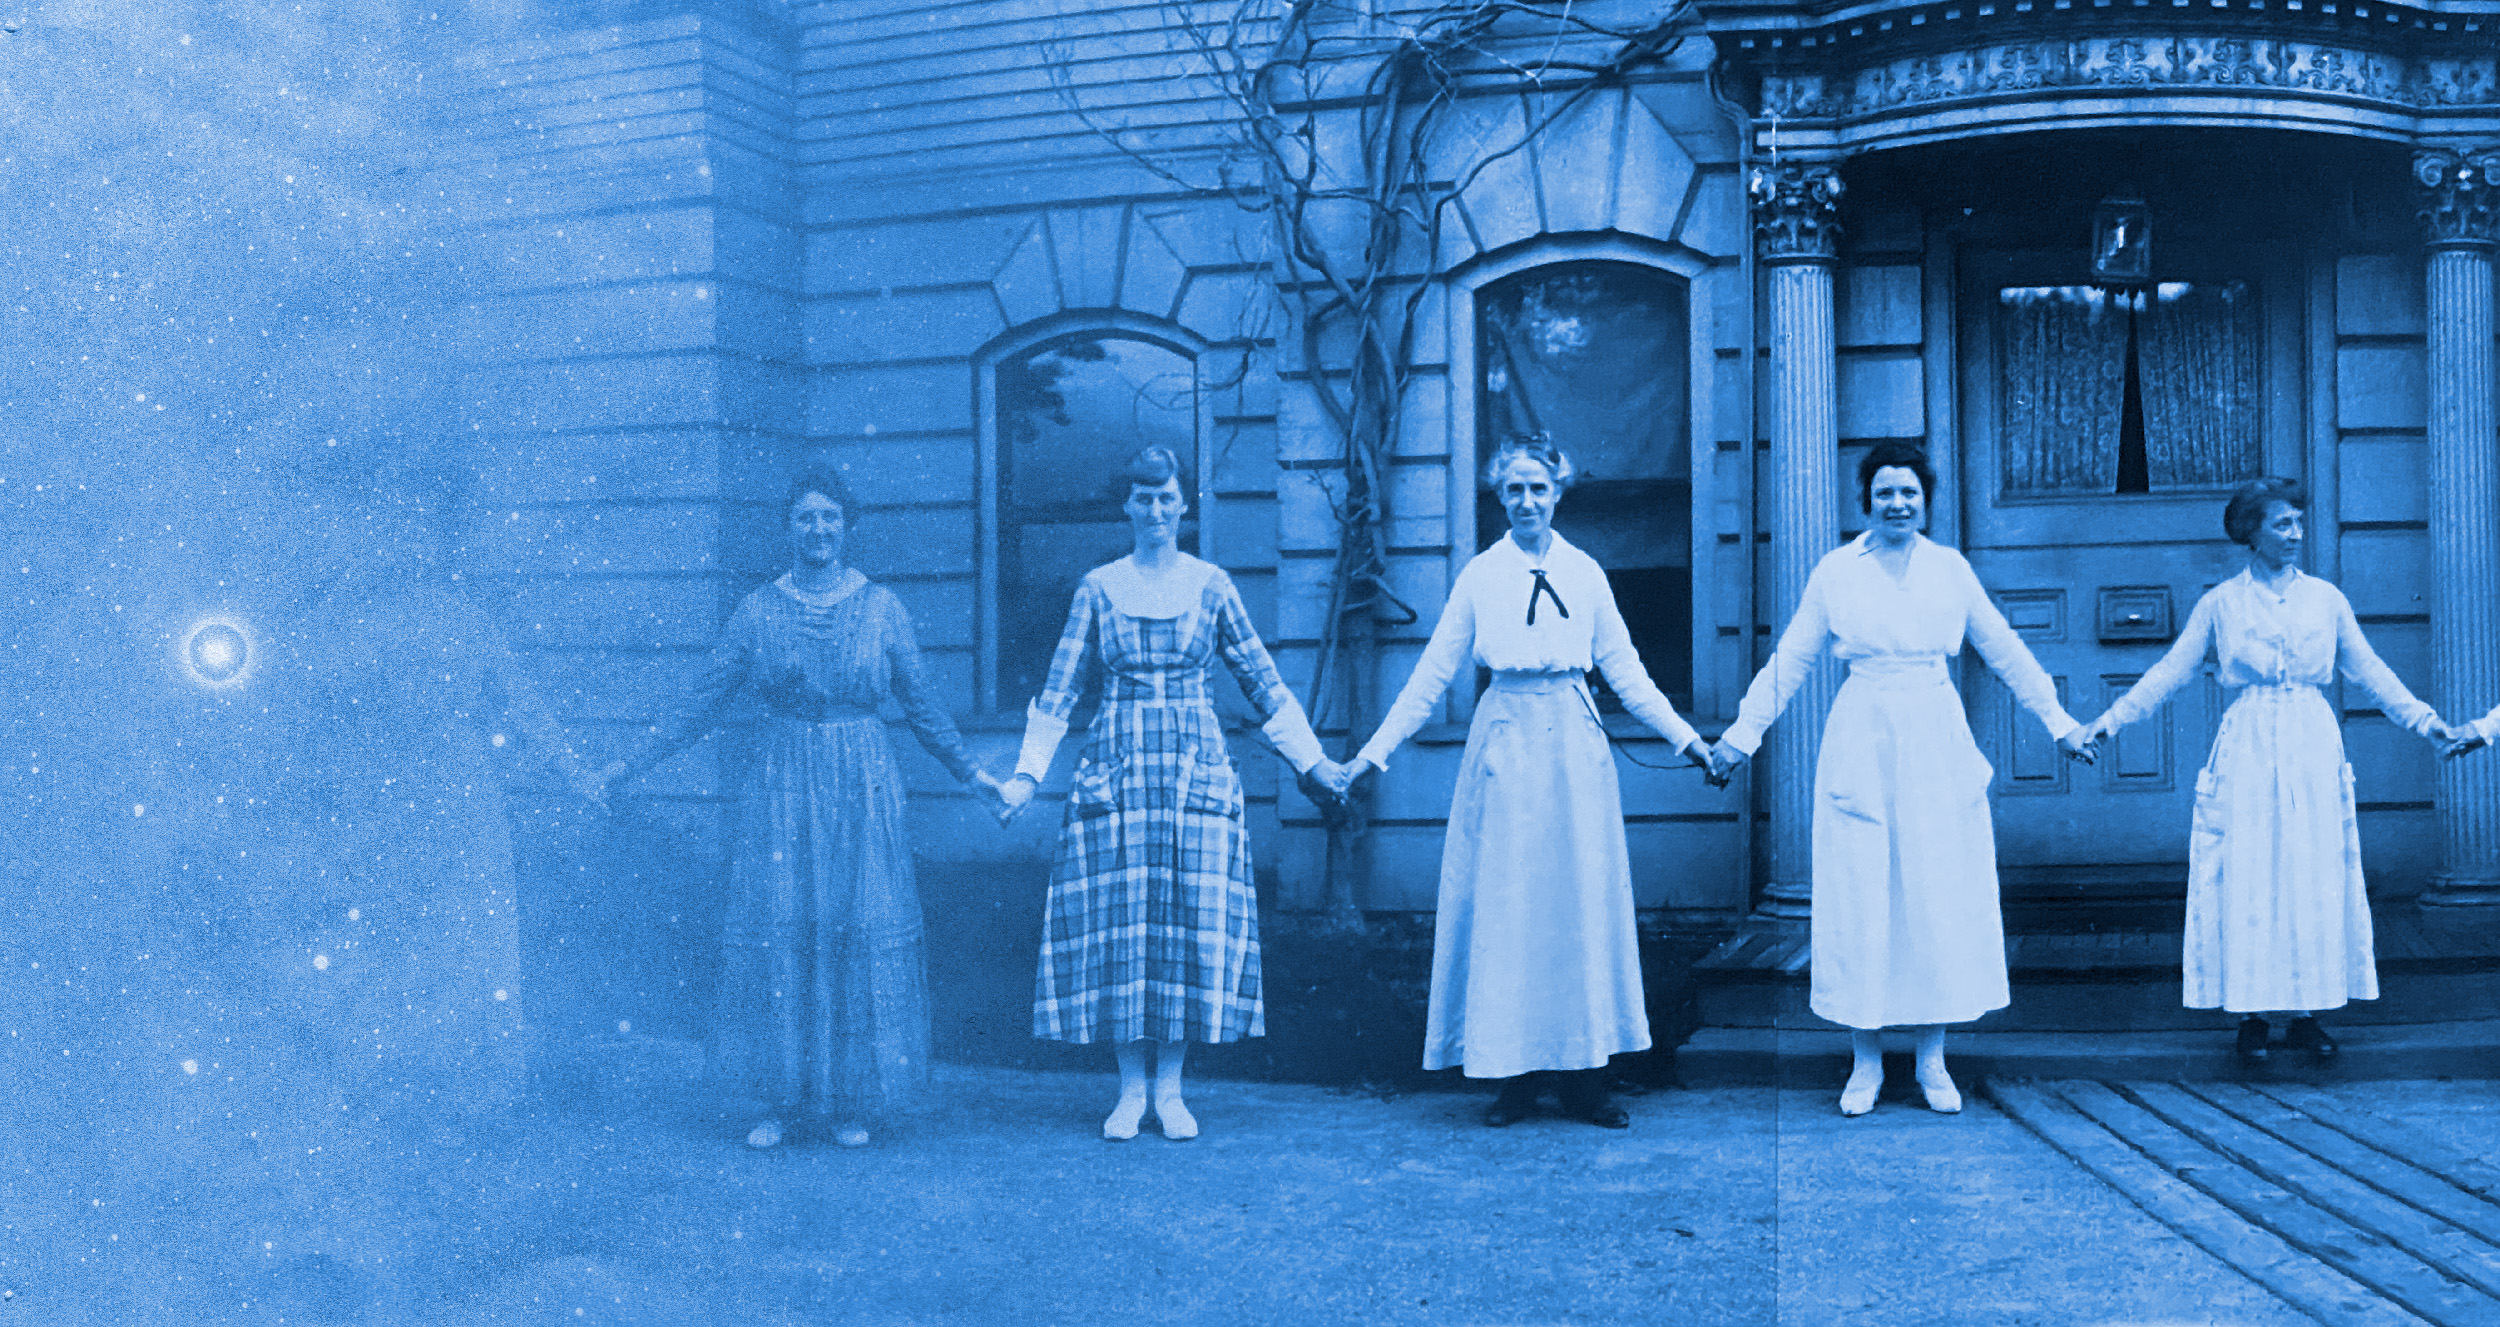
[1956,246,2305,908]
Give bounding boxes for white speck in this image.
[313,954,330,971]
[132,804,145,817]
[491,733,506,747]
[617,1020,631,1034]
[182,1059,197,1075]
[348,908,359,921]
[494,989,508,1001]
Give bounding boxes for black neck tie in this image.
[1527,568,1569,626]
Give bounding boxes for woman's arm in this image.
[1351,568,1478,773]
[2089,591,2217,736]
[2335,592,2439,738]
[1012,582,1099,782]
[1211,575,1323,774]
[882,590,980,783]
[621,596,758,779]
[1716,564,1834,759]
[1590,568,1703,756]
[1961,563,2082,741]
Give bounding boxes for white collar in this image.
[776,569,867,609]
[1096,553,1217,619]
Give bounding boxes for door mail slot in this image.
[2097,586,2173,643]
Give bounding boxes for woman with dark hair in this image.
[2071,477,2454,1063]
[1329,434,1710,1130]
[995,444,1334,1141]
[595,465,1006,1148]
[1706,441,2087,1116]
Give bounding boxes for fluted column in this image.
[2419,147,2500,908]
[1749,163,1846,922]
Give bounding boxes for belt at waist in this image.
[1486,668,1586,695]
[1105,674,1210,703]
[1844,656,1949,686]
[2229,681,2324,700]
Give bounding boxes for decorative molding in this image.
[2417,147,2500,250]
[1751,163,1846,264]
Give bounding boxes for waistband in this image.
[1486,668,1587,695]
[765,701,879,724]
[2229,681,2324,700]
[1844,655,1949,686]
[1105,672,1211,704]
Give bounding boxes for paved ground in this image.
[16,1059,2483,1325]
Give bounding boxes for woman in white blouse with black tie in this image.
[1325,436,1711,1129]
[1706,443,2089,1117]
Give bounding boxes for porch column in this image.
[1749,163,1846,922]
[2419,147,2500,909]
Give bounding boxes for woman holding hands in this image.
[2068,478,2454,1063]
[1706,443,2089,1116]
[995,445,1335,1141]
[1327,435,1711,1129]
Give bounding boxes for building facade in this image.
[433,0,2500,1051]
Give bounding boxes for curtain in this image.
[1478,263,1689,482]
[1997,286,2127,496]
[2137,281,2263,491]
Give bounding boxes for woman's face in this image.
[1125,477,1186,551]
[1868,465,1925,542]
[2250,500,2304,571]
[1498,456,1560,544]
[789,491,846,569]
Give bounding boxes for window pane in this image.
[2137,281,2262,491]
[1478,261,1690,482]
[993,333,1199,706]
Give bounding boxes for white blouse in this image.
[1355,531,1700,771]
[1720,533,2078,757]
[2100,568,2436,735]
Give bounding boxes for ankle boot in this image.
[2284,1016,2338,1063]
[2235,1016,2271,1064]
[1483,1076,1538,1128]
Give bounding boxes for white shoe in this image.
[1154,1095,1198,1141]
[746,1119,784,1148]
[834,1125,871,1148]
[1839,1070,1881,1117]
[1103,1094,1147,1141]
[1917,1069,1962,1115]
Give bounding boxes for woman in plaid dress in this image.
[997,446,1336,1141]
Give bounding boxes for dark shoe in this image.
[1585,1102,1631,1129]
[2285,1017,2339,1062]
[1484,1078,1538,1128]
[2235,1016,2271,1063]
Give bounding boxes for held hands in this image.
[2058,718,2106,766]
[2438,718,2488,759]
[992,773,1039,826]
[1703,741,1746,788]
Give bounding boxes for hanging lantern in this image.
[2091,195,2152,286]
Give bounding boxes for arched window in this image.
[979,326,1211,711]
[1474,259,1694,708]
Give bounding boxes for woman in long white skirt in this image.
[1329,435,1711,1129]
[1707,443,2089,1116]
[2073,478,2453,1064]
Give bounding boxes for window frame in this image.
[1444,238,1720,723]
[974,313,1216,714]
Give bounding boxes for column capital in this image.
[1751,163,1845,265]
[2415,147,2500,252]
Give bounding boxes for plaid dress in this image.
[1030,562,1300,1045]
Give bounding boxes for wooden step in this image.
[1674,1021,2500,1086]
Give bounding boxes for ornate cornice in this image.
[2417,146,2500,249]
[1752,163,1846,263]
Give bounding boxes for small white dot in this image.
[494,989,509,1001]
[313,954,330,971]
[347,908,359,921]
[617,1020,631,1034]
[132,804,145,817]
[181,1060,197,1075]
[491,733,507,747]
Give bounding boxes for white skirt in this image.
[1809,657,2010,1029]
[2185,685,2376,1013]
[1423,673,1651,1078]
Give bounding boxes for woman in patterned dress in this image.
[2072,478,2455,1064]
[1332,435,1712,1130]
[996,445,1334,1141]
[1706,443,2088,1116]
[595,467,1004,1148]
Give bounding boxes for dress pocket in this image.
[1069,757,1123,819]
[1181,751,1245,820]
[2189,764,2227,855]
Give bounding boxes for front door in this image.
[1956,247,2305,920]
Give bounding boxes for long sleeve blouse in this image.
[1719,533,2078,758]
[1354,531,1700,771]
[1013,555,1323,779]
[628,570,977,782]
[2098,568,2436,736]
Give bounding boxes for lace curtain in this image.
[1998,286,2127,495]
[1997,282,2262,496]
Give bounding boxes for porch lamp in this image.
[2091,194,2152,286]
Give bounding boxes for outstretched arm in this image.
[1351,571,1478,774]
[1590,569,1704,762]
[882,591,980,785]
[616,597,759,784]
[1962,567,2082,742]
[998,583,1099,822]
[2335,594,2439,739]
[1212,575,1324,775]
[1716,566,1835,760]
[2089,591,2218,741]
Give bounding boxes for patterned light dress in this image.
[1015,555,1322,1045]
[2097,568,2435,1013]
[633,570,976,1120]
[1720,534,2079,1030]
